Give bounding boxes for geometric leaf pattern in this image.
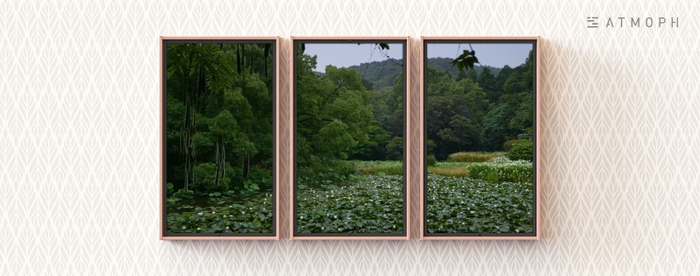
[1,0,699,274]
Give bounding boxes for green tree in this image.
[426,66,493,158]
[456,68,479,83]
[385,136,404,160]
[427,48,534,153]
[350,120,391,160]
[480,51,535,150]
[478,67,498,102]
[296,48,375,170]
[459,78,489,123]
[166,43,274,192]
[481,101,517,150]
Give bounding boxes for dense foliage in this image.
[467,156,533,183]
[347,57,501,91]
[166,189,273,233]
[165,42,536,235]
[426,175,533,234]
[425,44,536,235]
[297,174,404,233]
[426,51,535,160]
[295,43,406,234]
[508,140,534,161]
[165,42,275,234]
[295,44,405,178]
[448,151,505,163]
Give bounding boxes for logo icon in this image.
[587,17,599,28]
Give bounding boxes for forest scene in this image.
[164,41,275,234]
[295,42,406,234]
[425,42,535,234]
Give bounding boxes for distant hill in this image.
[426,57,502,79]
[347,57,503,91]
[347,59,404,91]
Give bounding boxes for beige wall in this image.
[1,0,697,274]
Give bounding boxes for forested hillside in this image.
[295,44,406,234]
[426,51,534,160]
[338,52,534,160]
[295,43,535,234]
[347,57,503,91]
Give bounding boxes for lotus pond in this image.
[165,157,533,235]
[426,156,534,234]
[296,173,404,234]
[165,189,274,234]
[426,175,533,234]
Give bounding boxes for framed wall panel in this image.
[160,37,279,240]
[420,37,541,240]
[290,37,410,240]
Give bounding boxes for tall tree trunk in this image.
[263,44,269,78]
[214,137,220,187]
[191,62,205,188]
[222,144,226,178]
[250,45,254,75]
[241,44,245,75]
[242,148,249,178]
[182,54,193,191]
[237,44,241,74]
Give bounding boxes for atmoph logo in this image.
[587,16,679,28]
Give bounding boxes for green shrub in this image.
[503,139,523,151]
[429,166,467,177]
[357,160,403,176]
[427,155,437,167]
[467,158,532,183]
[328,160,358,176]
[238,167,272,193]
[447,152,506,163]
[195,162,231,191]
[298,159,361,186]
[385,136,403,160]
[485,171,500,183]
[508,140,533,161]
[487,156,511,164]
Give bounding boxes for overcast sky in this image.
[426,43,533,68]
[303,42,533,72]
[303,43,404,73]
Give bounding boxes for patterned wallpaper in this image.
[1,0,699,275]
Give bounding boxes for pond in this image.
[296,174,405,234]
[165,188,274,234]
[426,175,533,234]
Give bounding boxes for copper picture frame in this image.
[290,36,411,240]
[160,36,280,240]
[420,36,541,240]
